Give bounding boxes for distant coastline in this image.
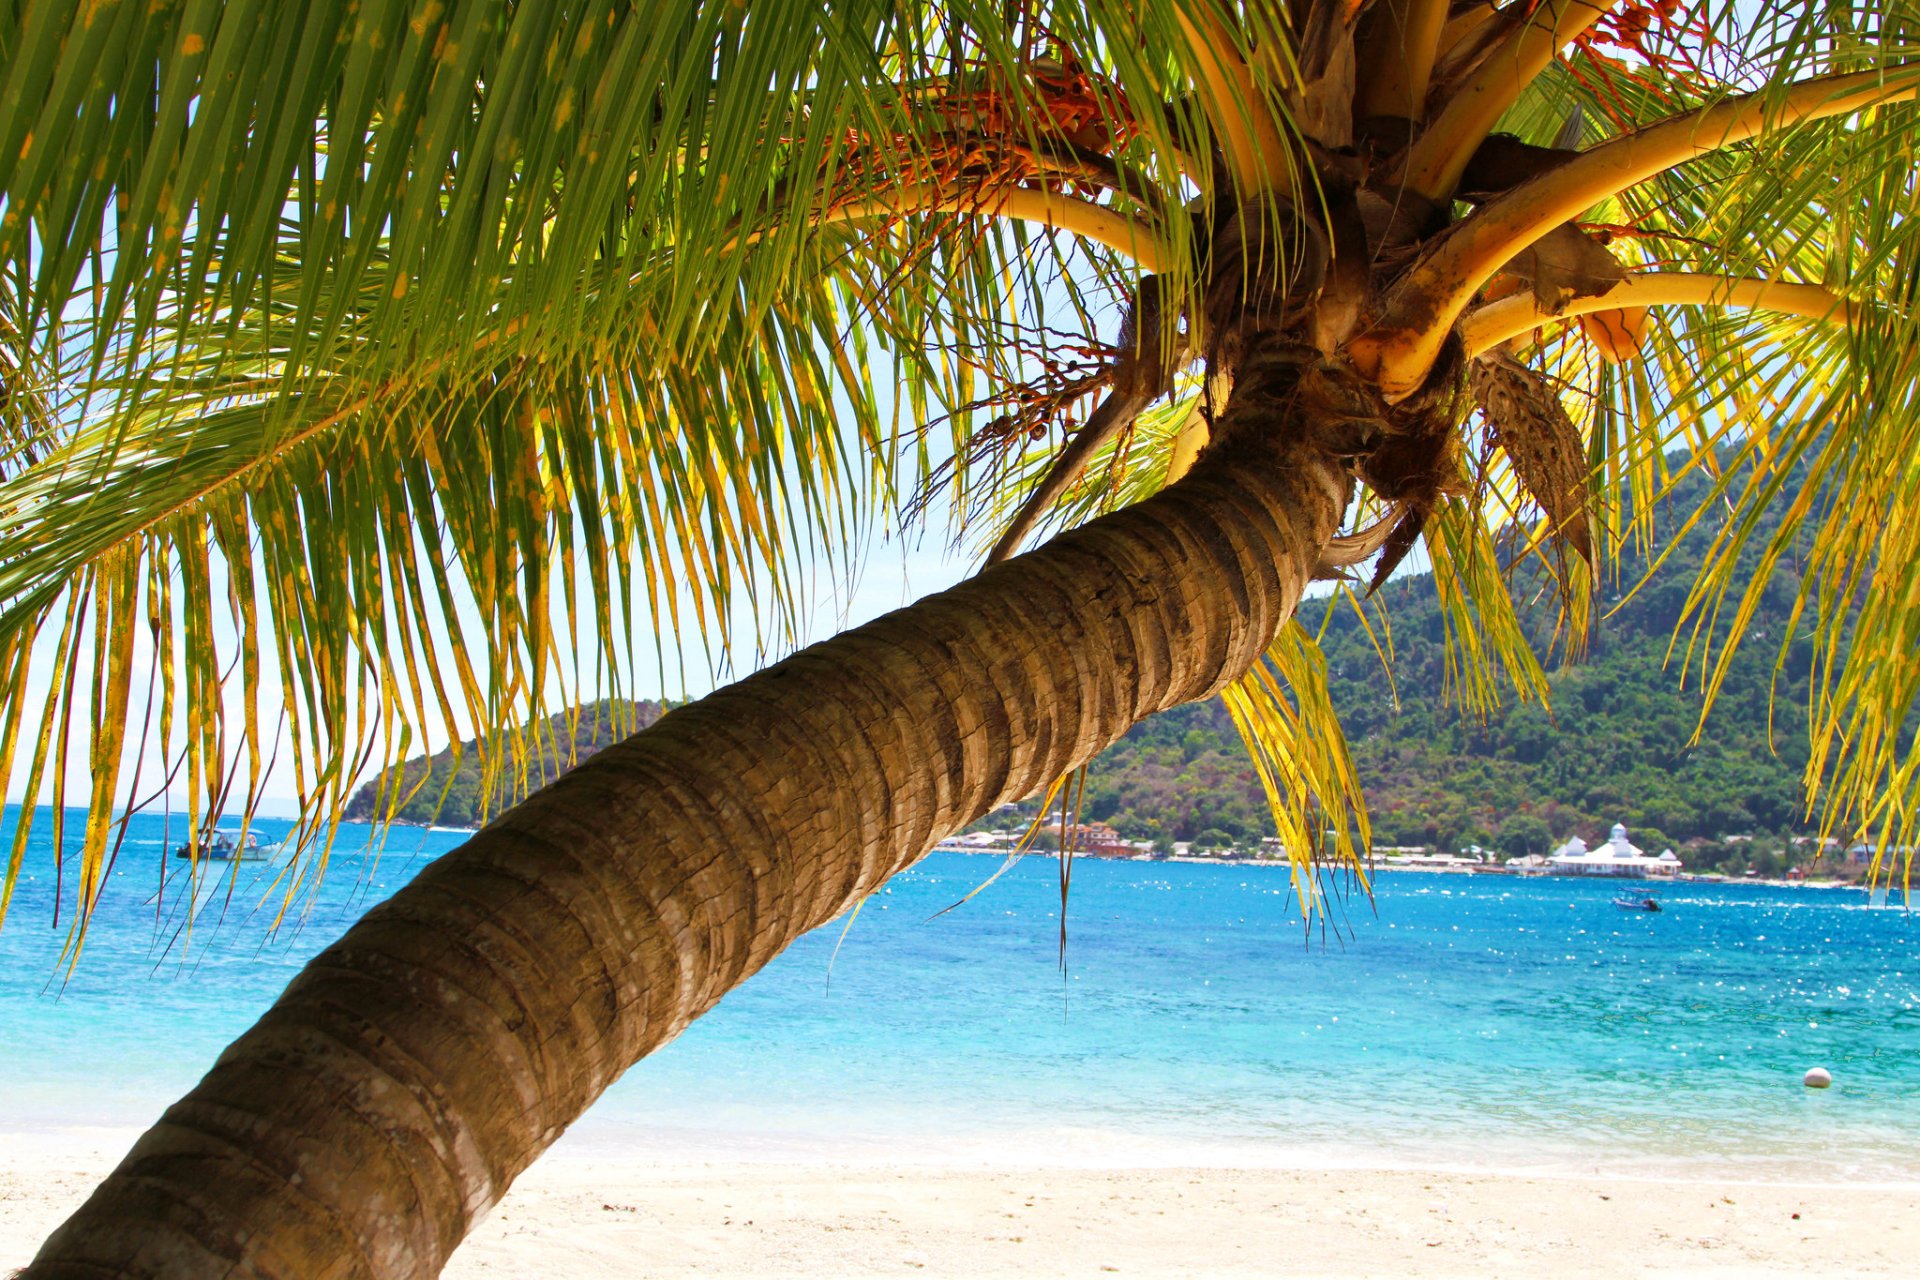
[352,822,1879,892]
[922,838,1882,892]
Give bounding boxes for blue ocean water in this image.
[2,804,1917,1180]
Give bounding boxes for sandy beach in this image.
[5,1130,1915,1278]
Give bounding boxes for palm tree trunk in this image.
[25,355,1353,1279]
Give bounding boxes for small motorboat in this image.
[174,828,268,862]
[1612,892,1662,912]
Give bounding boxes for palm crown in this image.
[2,0,1917,930]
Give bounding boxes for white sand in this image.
[5,1129,1915,1277]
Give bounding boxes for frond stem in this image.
[0,376,404,606]
[1357,67,1920,398]
[986,388,1152,564]
[1354,0,1455,122]
[1429,1,1522,91]
[1461,273,1859,356]
[821,183,1175,272]
[1436,0,1505,56]
[1400,0,1616,199]
[1174,6,1297,199]
[1008,140,1175,227]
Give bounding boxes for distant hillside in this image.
[1033,454,1825,862]
[353,458,1828,859]
[344,698,667,827]
[1301,461,1817,859]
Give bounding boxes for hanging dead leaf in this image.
[1468,350,1593,566]
[1457,134,1581,202]
[1356,429,1457,594]
[1292,16,1356,149]
[1367,507,1427,594]
[1500,223,1627,314]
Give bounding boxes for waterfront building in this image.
[941,830,1011,849]
[1063,821,1138,858]
[1548,823,1682,879]
[1380,850,1482,871]
[1848,843,1914,867]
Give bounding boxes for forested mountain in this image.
[1067,455,1822,859]
[343,699,667,827]
[353,459,1821,854]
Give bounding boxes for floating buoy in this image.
[1804,1067,1833,1089]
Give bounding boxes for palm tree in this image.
[7,1,1918,1274]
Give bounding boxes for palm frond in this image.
[1220,621,1373,912]
[1483,4,1920,875]
[0,1,1281,932]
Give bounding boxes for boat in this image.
[1612,892,1662,912]
[174,828,268,862]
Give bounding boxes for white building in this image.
[1548,823,1681,878]
[934,830,1014,850]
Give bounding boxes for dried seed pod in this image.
[1469,350,1593,567]
[1579,306,1651,363]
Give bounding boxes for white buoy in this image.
[1804,1067,1833,1089]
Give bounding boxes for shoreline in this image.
[7,1130,1916,1278]
[8,1115,1919,1188]
[932,844,1873,891]
[350,826,1878,892]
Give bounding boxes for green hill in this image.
[344,698,668,827]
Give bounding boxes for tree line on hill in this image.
[343,698,668,827]
[349,457,1832,876]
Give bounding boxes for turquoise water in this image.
[2,805,1917,1179]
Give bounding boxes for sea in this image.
[2,804,1917,1182]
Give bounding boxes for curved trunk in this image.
[26,361,1351,1279]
